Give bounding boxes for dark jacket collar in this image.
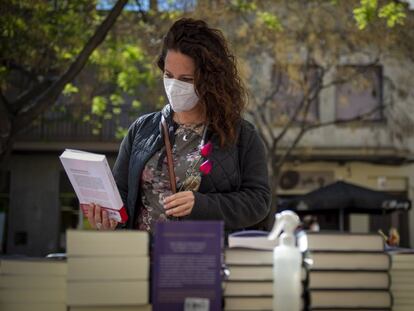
[161,104,174,127]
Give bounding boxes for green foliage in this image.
[1,0,164,141]
[353,0,407,29]
[379,2,406,28]
[1,0,98,78]
[62,83,79,96]
[231,0,257,12]
[112,107,122,115]
[87,40,159,125]
[257,11,283,31]
[117,68,140,93]
[132,99,142,109]
[353,0,378,30]
[110,94,124,106]
[91,96,107,116]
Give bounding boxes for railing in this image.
[15,104,139,142]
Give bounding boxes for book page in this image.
[71,168,110,205]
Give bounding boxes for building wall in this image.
[316,54,414,151]
[7,154,61,256]
[251,49,414,155]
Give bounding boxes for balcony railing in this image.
[15,104,138,143]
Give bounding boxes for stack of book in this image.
[389,251,414,311]
[66,230,151,311]
[223,230,306,311]
[0,257,67,311]
[304,232,392,310]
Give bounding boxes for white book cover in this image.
[59,149,127,223]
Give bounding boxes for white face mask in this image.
[163,77,199,112]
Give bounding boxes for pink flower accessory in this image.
[200,141,213,158]
[199,141,213,175]
[199,159,213,175]
[199,140,213,176]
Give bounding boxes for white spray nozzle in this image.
[268,210,300,243]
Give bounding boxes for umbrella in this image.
[280,181,411,231]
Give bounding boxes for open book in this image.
[59,149,128,223]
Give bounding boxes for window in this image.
[271,66,321,124]
[335,65,383,121]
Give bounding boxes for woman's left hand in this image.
[163,191,195,217]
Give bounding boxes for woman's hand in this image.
[163,191,195,217]
[86,203,118,230]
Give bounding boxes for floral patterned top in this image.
[135,123,205,232]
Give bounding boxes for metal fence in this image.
[15,104,138,142]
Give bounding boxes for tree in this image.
[0,0,129,162]
[0,1,197,163]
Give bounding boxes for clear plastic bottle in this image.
[268,210,301,311]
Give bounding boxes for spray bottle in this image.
[268,210,301,311]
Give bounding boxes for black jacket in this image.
[113,105,271,231]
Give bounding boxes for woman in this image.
[87,18,271,232]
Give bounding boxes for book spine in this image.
[104,158,124,205]
[104,158,128,223]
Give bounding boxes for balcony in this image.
[14,104,139,152]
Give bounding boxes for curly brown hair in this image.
[157,18,246,146]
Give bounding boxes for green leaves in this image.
[91,96,107,116]
[353,0,378,30]
[121,45,145,62]
[62,83,79,96]
[231,0,257,12]
[117,67,140,93]
[132,100,141,110]
[110,94,124,106]
[354,0,407,29]
[379,2,406,28]
[1,0,98,73]
[257,11,282,31]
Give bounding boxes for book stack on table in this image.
[389,250,414,311]
[66,230,151,311]
[223,230,307,311]
[0,257,67,311]
[304,232,392,311]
